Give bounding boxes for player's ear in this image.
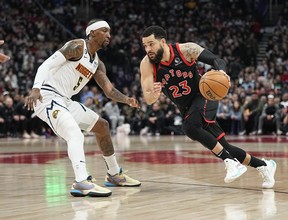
[90,30,96,38]
[160,38,166,44]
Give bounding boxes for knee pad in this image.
[182,122,201,140]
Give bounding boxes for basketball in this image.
[199,70,230,101]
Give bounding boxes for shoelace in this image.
[111,169,128,177]
[87,176,97,183]
[225,160,237,172]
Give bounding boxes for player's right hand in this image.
[25,88,43,111]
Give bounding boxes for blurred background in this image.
[0,0,287,138]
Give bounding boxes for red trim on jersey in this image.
[184,114,190,120]
[160,44,175,66]
[203,117,216,123]
[152,64,157,82]
[216,132,225,140]
[175,43,195,66]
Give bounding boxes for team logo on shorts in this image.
[52,110,60,119]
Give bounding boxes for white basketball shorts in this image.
[33,90,99,134]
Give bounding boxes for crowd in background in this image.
[0,0,288,138]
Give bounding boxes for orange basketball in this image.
[199,70,230,101]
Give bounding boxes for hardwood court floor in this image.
[0,134,288,220]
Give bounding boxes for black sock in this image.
[214,149,234,161]
[248,156,266,168]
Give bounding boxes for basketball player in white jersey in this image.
[25,19,141,197]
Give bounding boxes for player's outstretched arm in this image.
[94,60,139,108]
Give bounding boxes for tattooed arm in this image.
[59,39,84,60]
[180,42,229,85]
[94,60,140,108]
[26,40,84,110]
[179,42,204,62]
[180,42,227,72]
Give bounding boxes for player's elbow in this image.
[213,58,227,72]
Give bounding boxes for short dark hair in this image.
[142,25,167,40]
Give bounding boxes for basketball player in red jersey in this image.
[0,40,10,63]
[25,19,141,197]
[140,25,276,188]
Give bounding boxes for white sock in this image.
[73,161,89,182]
[67,139,89,182]
[103,154,120,175]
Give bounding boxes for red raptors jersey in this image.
[153,43,202,113]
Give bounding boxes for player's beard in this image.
[101,40,110,50]
[148,46,164,64]
[101,43,108,50]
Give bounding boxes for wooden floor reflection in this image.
[0,134,288,220]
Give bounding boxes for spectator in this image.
[104,100,125,135]
[241,92,264,135]
[257,95,282,135]
[0,96,18,137]
[216,97,233,134]
[230,100,242,135]
[0,40,10,63]
[279,93,288,134]
[80,86,94,104]
[146,101,165,136]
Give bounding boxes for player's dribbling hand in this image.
[25,88,43,111]
[145,82,162,102]
[219,70,231,87]
[127,97,140,108]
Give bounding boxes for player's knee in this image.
[92,117,110,135]
[57,112,84,142]
[182,121,201,140]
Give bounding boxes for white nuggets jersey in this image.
[43,39,99,98]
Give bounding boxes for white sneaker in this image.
[23,132,31,139]
[224,158,247,183]
[30,132,40,138]
[70,176,112,197]
[277,130,282,135]
[257,159,277,189]
[239,131,246,136]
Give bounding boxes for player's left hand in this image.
[127,97,140,108]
